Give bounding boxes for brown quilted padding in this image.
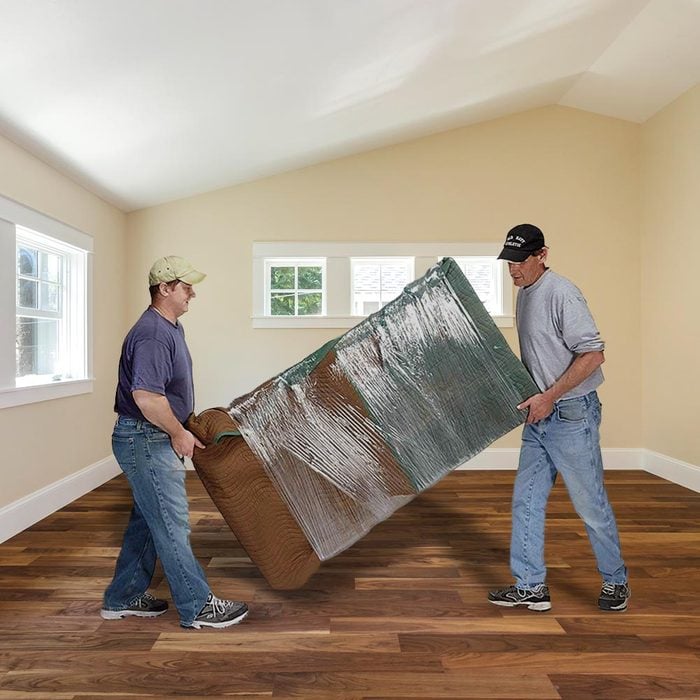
[187,408,321,590]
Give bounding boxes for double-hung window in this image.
[1,194,92,409]
[16,227,87,385]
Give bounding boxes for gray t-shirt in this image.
[516,269,604,400]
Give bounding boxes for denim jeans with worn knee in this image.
[510,391,627,589]
[103,416,210,626]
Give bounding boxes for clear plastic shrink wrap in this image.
[226,257,538,562]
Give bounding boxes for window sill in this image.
[0,378,94,409]
[252,315,514,329]
[493,315,514,328]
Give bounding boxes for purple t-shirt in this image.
[114,307,194,424]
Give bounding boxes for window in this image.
[252,242,511,329]
[16,227,88,386]
[450,256,503,316]
[265,258,325,316]
[351,257,413,315]
[0,193,93,409]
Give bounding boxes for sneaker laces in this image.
[499,584,545,597]
[134,592,156,608]
[210,594,240,615]
[601,582,617,595]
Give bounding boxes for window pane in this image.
[380,288,404,305]
[458,259,497,314]
[298,266,322,290]
[18,278,38,308]
[16,316,60,378]
[270,292,295,315]
[352,259,411,315]
[353,291,381,315]
[353,263,380,292]
[298,292,322,315]
[17,246,37,276]
[41,282,61,312]
[380,263,410,294]
[270,266,295,290]
[40,252,62,283]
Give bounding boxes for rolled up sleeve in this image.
[561,295,605,354]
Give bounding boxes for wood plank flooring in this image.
[1,469,699,699]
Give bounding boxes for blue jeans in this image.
[510,391,627,589]
[103,416,210,625]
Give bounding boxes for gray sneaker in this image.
[184,593,248,629]
[101,592,168,619]
[488,584,552,611]
[598,582,631,611]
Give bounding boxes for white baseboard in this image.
[601,448,644,470]
[457,447,643,471]
[458,447,700,494]
[0,455,120,544]
[459,448,521,470]
[1,448,698,545]
[642,449,700,493]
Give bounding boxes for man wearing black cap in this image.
[488,225,630,612]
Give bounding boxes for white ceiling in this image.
[1,0,699,212]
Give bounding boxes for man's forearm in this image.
[544,351,605,402]
[518,350,604,424]
[132,390,186,439]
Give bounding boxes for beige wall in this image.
[3,89,696,521]
[640,86,700,466]
[127,105,641,449]
[0,134,127,508]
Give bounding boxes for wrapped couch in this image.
[187,258,538,589]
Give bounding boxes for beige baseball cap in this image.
[148,256,206,286]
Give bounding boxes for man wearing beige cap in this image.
[102,256,249,629]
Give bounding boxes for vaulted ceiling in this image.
[1,0,699,211]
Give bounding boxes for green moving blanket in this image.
[225,257,538,561]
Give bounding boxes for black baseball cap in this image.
[497,224,546,263]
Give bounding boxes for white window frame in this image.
[252,242,512,329]
[0,193,93,409]
[264,257,327,317]
[350,256,415,316]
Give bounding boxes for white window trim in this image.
[0,379,95,409]
[252,242,513,329]
[0,192,94,410]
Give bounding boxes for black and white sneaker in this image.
[488,584,552,611]
[101,592,168,619]
[598,582,631,612]
[183,593,248,629]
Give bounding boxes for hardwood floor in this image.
[1,469,699,699]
